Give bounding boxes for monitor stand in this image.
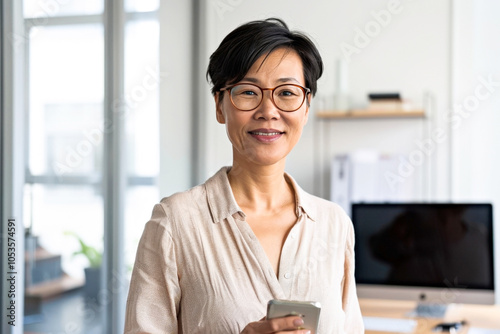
[409,302,448,318]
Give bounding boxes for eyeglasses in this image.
[220,83,311,112]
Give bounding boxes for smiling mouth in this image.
[248,131,284,136]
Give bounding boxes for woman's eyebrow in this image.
[240,77,259,83]
[276,77,300,84]
[240,77,301,84]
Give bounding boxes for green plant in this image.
[65,231,102,268]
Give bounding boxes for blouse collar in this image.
[205,166,317,224]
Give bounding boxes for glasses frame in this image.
[220,83,311,112]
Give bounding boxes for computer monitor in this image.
[352,203,495,316]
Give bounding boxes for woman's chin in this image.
[235,155,287,168]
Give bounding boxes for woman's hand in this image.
[241,316,311,334]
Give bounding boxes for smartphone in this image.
[266,299,321,333]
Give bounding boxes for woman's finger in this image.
[242,316,311,333]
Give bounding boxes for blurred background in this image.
[1,0,499,333]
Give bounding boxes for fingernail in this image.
[304,331,311,334]
[293,318,304,327]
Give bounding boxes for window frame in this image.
[24,10,159,188]
[1,1,26,333]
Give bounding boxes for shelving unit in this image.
[312,103,433,202]
[316,109,425,119]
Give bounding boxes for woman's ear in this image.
[215,92,226,124]
[306,93,312,108]
[303,94,311,124]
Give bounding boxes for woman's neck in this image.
[227,162,294,213]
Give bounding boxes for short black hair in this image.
[206,18,323,99]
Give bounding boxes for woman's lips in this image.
[248,129,284,142]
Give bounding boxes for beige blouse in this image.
[124,167,364,333]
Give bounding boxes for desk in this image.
[360,298,500,333]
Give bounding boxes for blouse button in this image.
[284,272,292,279]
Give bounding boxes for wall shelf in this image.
[316,109,425,119]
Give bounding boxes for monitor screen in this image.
[352,203,495,304]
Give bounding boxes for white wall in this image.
[198,0,452,201]
[452,0,500,304]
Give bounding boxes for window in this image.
[22,1,159,332]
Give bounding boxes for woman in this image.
[125,18,363,333]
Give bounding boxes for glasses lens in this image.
[230,84,262,111]
[273,85,305,111]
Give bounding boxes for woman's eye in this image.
[278,90,297,97]
[234,89,259,97]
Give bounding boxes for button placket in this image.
[278,221,301,297]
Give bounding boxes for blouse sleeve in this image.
[124,204,180,334]
[342,220,365,333]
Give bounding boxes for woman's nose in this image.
[254,91,280,120]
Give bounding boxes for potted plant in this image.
[65,232,102,299]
